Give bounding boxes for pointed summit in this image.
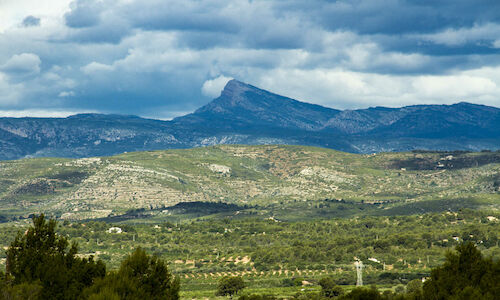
[195,79,271,114]
[220,79,252,97]
[214,79,263,110]
[178,80,340,130]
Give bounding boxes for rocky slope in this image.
[1,145,498,221]
[0,80,499,159]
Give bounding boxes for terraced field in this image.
[0,145,499,221]
[0,146,499,298]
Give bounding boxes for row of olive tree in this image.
[282,242,500,300]
[0,215,179,300]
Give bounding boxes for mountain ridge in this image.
[175,79,340,131]
[0,79,499,159]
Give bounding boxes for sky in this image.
[0,0,500,119]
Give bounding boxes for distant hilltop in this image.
[0,79,499,160]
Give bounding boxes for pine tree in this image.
[4,214,105,299]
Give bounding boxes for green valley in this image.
[0,145,499,298]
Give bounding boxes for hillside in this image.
[1,145,499,298]
[0,80,499,160]
[0,145,498,221]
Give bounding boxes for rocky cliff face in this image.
[0,80,499,160]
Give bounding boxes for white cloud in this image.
[256,66,500,109]
[412,75,496,99]
[335,42,432,73]
[0,72,22,105]
[0,0,70,33]
[201,75,233,98]
[1,53,41,75]
[0,109,94,118]
[58,90,75,97]
[81,61,114,74]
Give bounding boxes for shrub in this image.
[216,276,246,297]
[318,277,343,298]
[83,247,179,300]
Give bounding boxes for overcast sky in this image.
[1,0,500,119]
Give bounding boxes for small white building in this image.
[368,257,380,263]
[107,227,122,234]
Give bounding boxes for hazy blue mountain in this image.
[0,80,499,159]
[175,80,340,131]
[0,114,180,159]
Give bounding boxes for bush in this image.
[83,247,180,300]
[281,278,295,287]
[405,279,422,295]
[239,294,276,300]
[339,286,382,300]
[0,281,43,300]
[318,277,343,298]
[216,276,246,297]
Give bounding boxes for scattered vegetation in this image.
[0,146,499,298]
[0,146,498,221]
[0,209,498,298]
[1,215,496,300]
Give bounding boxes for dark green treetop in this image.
[83,247,180,300]
[4,214,105,299]
[423,242,500,300]
[216,276,246,297]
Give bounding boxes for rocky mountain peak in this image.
[196,79,272,114]
[188,80,339,130]
[220,79,253,99]
[0,80,499,160]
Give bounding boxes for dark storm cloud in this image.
[22,16,41,27]
[1,0,500,118]
[64,22,131,44]
[57,0,500,53]
[69,65,209,118]
[128,2,241,33]
[281,0,500,34]
[64,0,103,28]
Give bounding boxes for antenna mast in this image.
[355,260,363,286]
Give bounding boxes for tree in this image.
[318,277,343,298]
[84,247,180,300]
[216,276,246,297]
[338,286,382,300]
[238,295,276,300]
[405,279,422,297]
[423,242,500,299]
[404,279,423,300]
[1,282,42,300]
[4,214,105,299]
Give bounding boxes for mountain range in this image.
[1,79,499,160]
